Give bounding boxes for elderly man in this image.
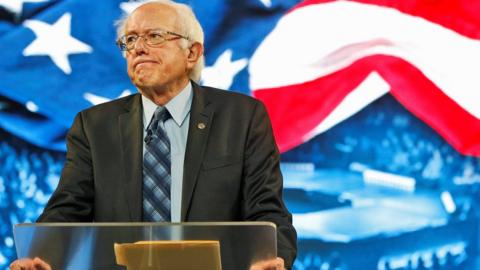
[10,1,296,269]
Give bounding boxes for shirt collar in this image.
[142,82,193,129]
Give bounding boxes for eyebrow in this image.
[124,28,167,36]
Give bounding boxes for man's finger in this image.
[250,257,285,270]
[9,258,35,270]
[32,258,52,270]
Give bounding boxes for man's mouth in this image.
[134,60,157,69]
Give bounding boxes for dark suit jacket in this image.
[38,83,297,267]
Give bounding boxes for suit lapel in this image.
[118,94,144,221]
[181,83,213,221]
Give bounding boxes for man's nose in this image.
[133,37,149,54]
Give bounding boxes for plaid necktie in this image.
[143,107,171,222]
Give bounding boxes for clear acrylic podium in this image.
[13,222,277,270]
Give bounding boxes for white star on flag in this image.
[23,12,93,74]
[259,0,272,8]
[120,2,142,14]
[0,0,47,16]
[201,49,248,90]
[84,90,132,105]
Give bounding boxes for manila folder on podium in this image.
[114,240,221,270]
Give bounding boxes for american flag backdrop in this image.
[1,0,480,269]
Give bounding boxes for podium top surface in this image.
[15,221,276,228]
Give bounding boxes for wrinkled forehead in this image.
[125,3,180,34]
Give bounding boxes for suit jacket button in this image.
[197,123,206,129]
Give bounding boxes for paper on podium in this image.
[114,240,222,270]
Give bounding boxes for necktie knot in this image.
[146,107,171,144]
[154,106,171,122]
[149,107,170,132]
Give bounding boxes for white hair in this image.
[115,0,205,82]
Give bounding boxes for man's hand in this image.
[9,257,52,270]
[250,257,286,270]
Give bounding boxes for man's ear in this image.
[187,42,204,68]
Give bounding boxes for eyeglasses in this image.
[116,29,190,51]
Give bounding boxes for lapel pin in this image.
[197,123,206,130]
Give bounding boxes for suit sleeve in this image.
[242,100,297,269]
[37,112,94,222]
